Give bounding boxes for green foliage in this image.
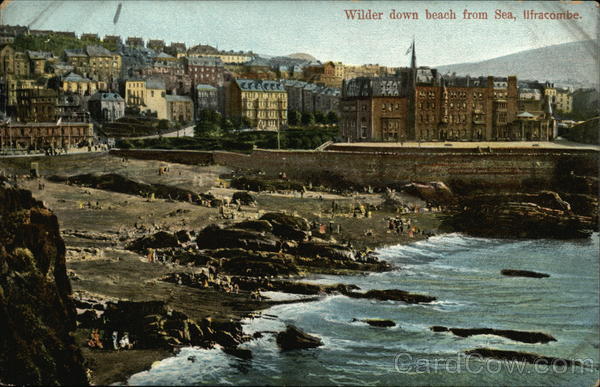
[288,110,301,126]
[13,34,116,56]
[301,112,315,126]
[326,111,338,124]
[157,119,170,131]
[314,111,326,124]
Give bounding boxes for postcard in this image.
[0,1,598,386]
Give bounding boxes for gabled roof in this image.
[86,45,113,57]
[155,52,175,60]
[517,111,535,118]
[64,49,87,58]
[27,50,54,60]
[62,72,92,83]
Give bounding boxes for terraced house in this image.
[229,79,287,130]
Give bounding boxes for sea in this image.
[128,233,599,386]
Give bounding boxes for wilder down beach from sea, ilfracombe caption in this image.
[343,8,584,21]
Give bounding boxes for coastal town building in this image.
[51,72,107,96]
[228,79,287,130]
[184,57,224,87]
[339,43,553,142]
[0,121,93,150]
[147,39,166,53]
[195,84,218,114]
[554,88,573,113]
[166,94,193,122]
[15,87,58,123]
[88,92,125,122]
[126,37,145,47]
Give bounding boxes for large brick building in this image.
[340,43,552,142]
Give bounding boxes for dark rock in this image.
[465,348,588,367]
[0,186,88,385]
[196,225,281,252]
[222,346,253,360]
[276,325,323,351]
[231,219,273,233]
[77,310,99,328]
[360,319,396,328]
[260,212,310,232]
[431,326,556,344]
[501,269,550,278]
[296,241,355,261]
[232,191,256,205]
[403,182,454,204]
[175,230,192,244]
[126,231,180,253]
[345,289,436,304]
[444,196,594,239]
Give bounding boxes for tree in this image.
[326,111,338,124]
[314,111,326,124]
[157,119,170,132]
[288,110,301,126]
[301,112,315,126]
[221,117,235,133]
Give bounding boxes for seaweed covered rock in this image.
[0,186,88,386]
[232,191,256,205]
[276,325,323,351]
[126,231,181,253]
[445,192,595,239]
[296,241,355,261]
[196,224,281,252]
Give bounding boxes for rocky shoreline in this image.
[1,155,597,386]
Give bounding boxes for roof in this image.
[85,45,113,57]
[62,72,92,83]
[235,79,285,92]
[155,52,175,60]
[196,84,217,91]
[89,92,124,102]
[245,57,270,67]
[186,56,223,67]
[145,78,166,89]
[188,44,218,54]
[64,49,87,57]
[517,111,535,118]
[27,50,54,60]
[165,94,192,102]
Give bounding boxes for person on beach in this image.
[112,331,119,350]
[87,329,103,349]
[119,332,133,350]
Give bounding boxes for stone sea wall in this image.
[110,148,599,190]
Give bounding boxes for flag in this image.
[56,117,62,126]
[405,42,413,55]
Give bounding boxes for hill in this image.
[287,52,317,61]
[436,40,599,85]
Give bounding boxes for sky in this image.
[1,0,598,67]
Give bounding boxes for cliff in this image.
[0,185,88,385]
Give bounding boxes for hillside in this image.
[287,52,317,61]
[436,40,599,84]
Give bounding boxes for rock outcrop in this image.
[0,186,88,385]
[402,182,454,204]
[276,325,323,351]
[445,191,595,239]
[501,269,550,278]
[431,326,556,344]
[345,289,436,304]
